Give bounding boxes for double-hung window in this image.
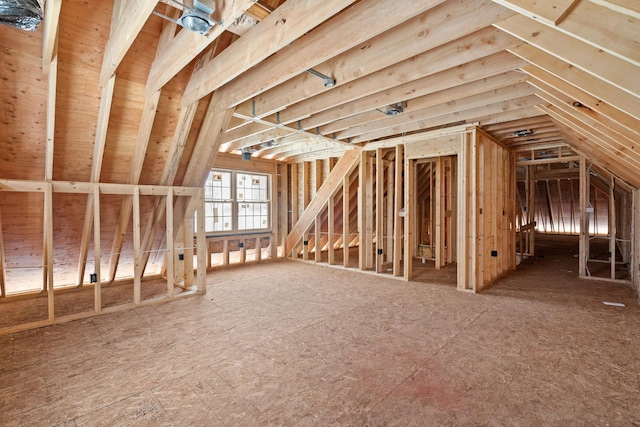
[203,169,270,233]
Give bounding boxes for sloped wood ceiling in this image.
[0,0,638,287]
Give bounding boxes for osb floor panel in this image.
[1,237,640,426]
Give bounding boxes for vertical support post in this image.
[435,157,443,269]
[279,164,289,258]
[302,161,311,209]
[290,164,299,258]
[93,185,101,312]
[404,156,414,281]
[343,174,350,267]
[527,164,536,256]
[579,158,588,278]
[196,189,206,294]
[184,201,195,288]
[393,145,404,276]
[45,184,54,321]
[315,215,322,262]
[271,163,279,260]
[358,151,365,271]
[166,188,174,297]
[222,239,229,266]
[328,193,335,265]
[376,148,384,273]
[303,232,309,260]
[133,186,141,304]
[386,159,394,264]
[457,141,468,290]
[0,205,6,298]
[256,236,262,262]
[609,176,616,280]
[365,154,374,269]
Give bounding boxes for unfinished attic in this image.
[1,0,640,424]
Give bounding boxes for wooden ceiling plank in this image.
[336,78,533,140]
[182,0,360,106]
[482,115,550,133]
[42,0,62,72]
[0,205,5,298]
[550,115,640,187]
[315,55,526,133]
[541,105,640,181]
[553,0,639,65]
[509,43,639,120]
[216,0,454,115]
[535,93,640,165]
[344,84,536,141]
[352,94,541,143]
[145,0,257,97]
[252,0,514,118]
[532,80,640,146]
[221,128,294,153]
[523,66,640,138]
[591,0,640,17]
[281,27,520,126]
[476,106,546,126]
[222,122,273,145]
[498,124,558,138]
[100,0,159,86]
[495,14,640,98]
[491,0,580,25]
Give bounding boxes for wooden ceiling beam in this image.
[252,0,514,118]
[336,78,532,140]
[100,0,159,86]
[481,115,550,133]
[211,0,451,114]
[353,95,541,144]
[552,119,639,188]
[347,86,537,142]
[182,0,360,106]
[42,0,62,72]
[495,14,639,98]
[221,127,294,153]
[540,105,640,185]
[145,0,256,97]
[283,27,519,127]
[476,105,545,126]
[498,0,639,64]
[523,66,640,139]
[508,43,639,120]
[532,80,640,146]
[535,92,640,165]
[315,54,526,134]
[491,0,580,25]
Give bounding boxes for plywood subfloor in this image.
[1,239,639,425]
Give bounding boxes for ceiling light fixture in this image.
[153,0,218,36]
[379,102,406,116]
[307,69,336,88]
[241,147,253,160]
[513,129,535,137]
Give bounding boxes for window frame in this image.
[202,168,272,235]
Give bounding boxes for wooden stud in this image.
[393,145,404,276]
[132,186,142,304]
[196,190,206,294]
[328,192,335,265]
[100,0,159,86]
[376,149,384,273]
[166,189,174,297]
[579,158,588,277]
[45,184,54,321]
[404,156,414,281]
[93,185,101,313]
[343,174,350,267]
